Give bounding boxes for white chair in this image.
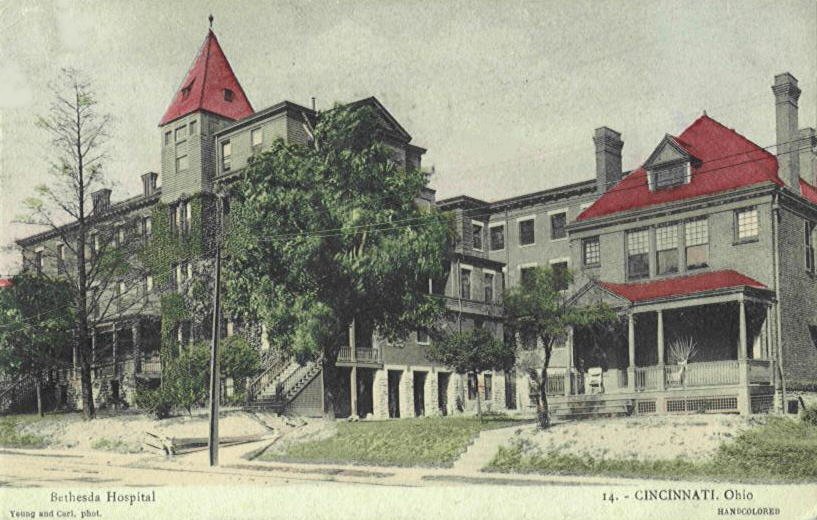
[587,367,604,394]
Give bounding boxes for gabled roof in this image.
[597,270,767,303]
[643,134,698,169]
[159,30,254,126]
[0,278,12,288]
[344,97,413,143]
[578,115,809,221]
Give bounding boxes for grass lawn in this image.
[262,415,528,467]
[0,414,51,448]
[486,417,817,482]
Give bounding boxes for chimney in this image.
[772,73,801,193]
[91,188,112,214]
[593,127,624,194]
[141,172,159,197]
[799,127,817,187]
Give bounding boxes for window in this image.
[550,212,567,240]
[118,281,127,298]
[582,236,600,267]
[187,262,193,280]
[735,207,759,242]
[652,163,688,190]
[145,275,153,294]
[176,154,189,171]
[223,88,234,102]
[460,268,471,300]
[142,216,152,238]
[520,266,536,286]
[467,373,478,400]
[806,221,815,274]
[89,233,98,257]
[550,260,569,291]
[34,250,43,275]
[222,141,232,171]
[188,120,197,135]
[472,222,484,251]
[489,224,505,251]
[57,244,65,274]
[115,225,125,247]
[251,127,263,147]
[483,373,492,400]
[519,218,535,246]
[626,229,650,280]
[810,325,817,351]
[484,272,494,302]
[656,224,679,275]
[685,218,709,270]
[416,329,430,345]
[175,127,186,142]
[164,131,172,146]
[169,206,178,235]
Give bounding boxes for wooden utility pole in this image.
[208,193,224,467]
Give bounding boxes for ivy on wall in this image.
[139,198,204,288]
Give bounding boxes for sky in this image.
[1,0,815,274]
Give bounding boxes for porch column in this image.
[657,310,665,391]
[350,366,358,418]
[132,321,142,373]
[564,326,574,396]
[91,329,97,366]
[627,313,636,391]
[112,325,118,377]
[738,298,748,387]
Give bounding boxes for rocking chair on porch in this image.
[587,367,604,394]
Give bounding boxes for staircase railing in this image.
[247,351,291,403]
[276,361,319,401]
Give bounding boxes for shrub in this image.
[802,406,817,427]
[134,385,173,419]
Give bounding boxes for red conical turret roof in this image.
[159,30,254,126]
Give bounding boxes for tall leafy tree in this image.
[225,103,453,415]
[18,68,143,419]
[0,275,74,415]
[426,327,514,421]
[503,267,616,429]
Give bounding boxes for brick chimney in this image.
[772,73,801,194]
[141,172,159,197]
[91,188,112,214]
[593,127,623,194]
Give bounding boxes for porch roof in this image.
[597,270,767,304]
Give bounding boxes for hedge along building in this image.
[12,27,817,418]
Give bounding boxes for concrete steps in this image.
[550,397,633,420]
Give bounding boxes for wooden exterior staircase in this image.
[245,353,322,414]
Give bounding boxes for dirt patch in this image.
[18,410,277,453]
[509,415,768,461]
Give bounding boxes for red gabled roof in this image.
[159,30,254,126]
[579,115,784,220]
[0,278,13,288]
[597,270,767,303]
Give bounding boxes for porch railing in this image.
[635,360,753,391]
[747,359,772,384]
[336,346,382,364]
[546,373,565,395]
[634,366,664,391]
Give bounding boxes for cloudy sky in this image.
[1,0,815,274]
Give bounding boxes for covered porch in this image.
[557,270,777,415]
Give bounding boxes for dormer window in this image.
[651,162,690,190]
[180,79,194,100]
[223,89,234,102]
[644,134,697,192]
